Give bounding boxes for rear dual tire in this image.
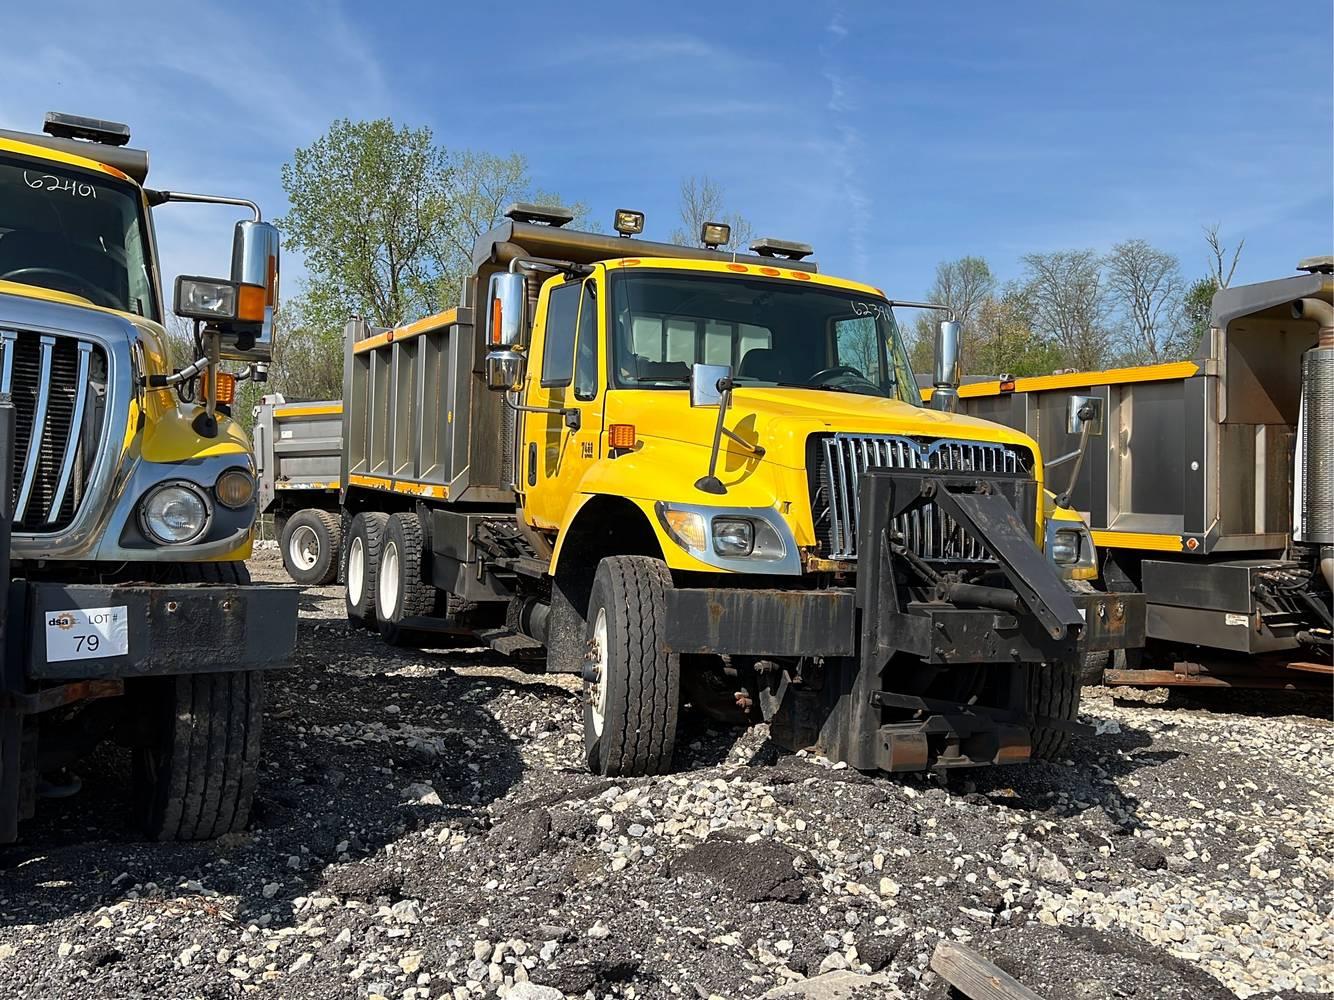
[345,512,388,629]
[376,513,438,647]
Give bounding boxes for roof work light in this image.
[700,222,731,249]
[614,209,645,237]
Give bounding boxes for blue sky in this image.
[1,1,1330,308]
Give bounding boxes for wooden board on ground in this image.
[930,940,1047,1000]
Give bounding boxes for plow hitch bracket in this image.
[895,475,1085,640]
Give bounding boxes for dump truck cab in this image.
[0,113,296,843]
[340,205,1143,776]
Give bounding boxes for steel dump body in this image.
[341,309,511,504]
[254,398,343,516]
[951,266,1333,686]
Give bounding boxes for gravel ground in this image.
[0,545,1330,1000]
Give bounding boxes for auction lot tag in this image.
[45,606,129,662]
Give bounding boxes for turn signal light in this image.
[213,371,237,405]
[490,295,503,346]
[236,282,266,323]
[608,424,637,449]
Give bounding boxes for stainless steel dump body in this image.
[253,397,343,515]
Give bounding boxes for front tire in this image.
[1028,657,1082,760]
[582,556,679,777]
[280,509,341,586]
[345,512,388,629]
[129,562,265,841]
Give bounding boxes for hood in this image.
[608,386,1042,473]
[732,387,1035,452]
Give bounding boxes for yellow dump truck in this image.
[337,205,1143,775]
[0,113,296,842]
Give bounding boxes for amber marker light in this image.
[490,296,504,346]
[212,371,237,406]
[608,424,637,450]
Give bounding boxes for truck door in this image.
[520,275,603,529]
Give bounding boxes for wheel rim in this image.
[379,540,400,619]
[588,607,609,737]
[348,536,365,605]
[288,524,321,571]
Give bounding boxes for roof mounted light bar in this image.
[504,203,575,228]
[43,111,131,147]
[750,237,814,261]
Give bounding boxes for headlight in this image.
[1045,519,1097,580]
[141,484,210,544]
[654,502,798,574]
[214,467,255,508]
[1050,528,1081,564]
[712,518,754,556]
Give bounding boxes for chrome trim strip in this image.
[2,291,134,560]
[0,329,15,393]
[46,340,93,524]
[14,335,55,521]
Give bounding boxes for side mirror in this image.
[690,363,732,408]
[485,272,526,348]
[1066,395,1104,435]
[931,319,962,412]
[486,349,526,392]
[224,220,281,361]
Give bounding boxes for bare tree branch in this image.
[1104,239,1187,363]
[1204,223,1244,289]
[670,175,753,249]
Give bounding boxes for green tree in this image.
[969,284,1064,377]
[1181,276,1216,359]
[278,118,582,332]
[279,118,450,331]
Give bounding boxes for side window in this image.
[541,281,581,387]
[833,316,881,381]
[573,280,598,400]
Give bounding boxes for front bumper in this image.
[664,587,1143,663]
[663,468,1147,773]
[13,580,298,681]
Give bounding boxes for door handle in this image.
[527,442,537,486]
[564,408,581,431]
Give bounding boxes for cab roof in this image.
[0,129,147,184]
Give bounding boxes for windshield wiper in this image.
[771,381,865,396]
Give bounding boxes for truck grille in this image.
[811,434,1032,561]
[1,328,106,532]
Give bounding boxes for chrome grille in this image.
[812,434,1029,561]
[1,328,107,532]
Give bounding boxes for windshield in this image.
[610,271,920,405]
[0,153,158,320]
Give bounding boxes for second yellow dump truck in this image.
[336,206,1144,776]
[0,113,296,842]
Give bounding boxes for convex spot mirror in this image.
[486,349,526,392]
[690,363,733,408]
[486,272,526,348]
[1067,395,1105,435]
